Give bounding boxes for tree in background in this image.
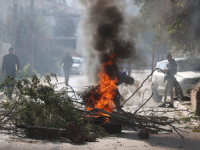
[54,12,76,37]
[47,0,67,4]
[135,0,200,54]
[0,16,4,41]
[5,6,68,75]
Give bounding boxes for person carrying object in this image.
[159,53,177,108]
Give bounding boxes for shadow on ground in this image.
[117,128,200,149]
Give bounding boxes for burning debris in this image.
[75,0,150,120]
[0,70,188,144]
[85,55,119,114]
[0,74,109,143]
[0,0,188,144]
[76,0,138,125]
[79,69,185,139]
[82,55,135,116]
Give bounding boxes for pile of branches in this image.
[79,103,180,136]
[77,68,186,138]
[0,74,106,139]
[0,69,187,140]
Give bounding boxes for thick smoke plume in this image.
[77,0,146,82]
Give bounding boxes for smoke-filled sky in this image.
[75,0,146,83]
[68,0,140,15]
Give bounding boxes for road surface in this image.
[1,70,200,150]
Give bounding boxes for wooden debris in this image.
[138,128,149,139]
[0,69,185,140]
[65,122,85,143]
[17,123,86,143]
[85,132,97,142]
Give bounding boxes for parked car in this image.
[151,58,200,102]
[71,57,84,75]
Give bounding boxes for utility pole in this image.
[30,0,34,75]
[151,36,156,73]
[13,0,18,52]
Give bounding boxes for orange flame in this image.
[86,55,118,118]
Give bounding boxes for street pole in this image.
[13,0,18,52]
[30,0,34,75]
[152,36,155,72]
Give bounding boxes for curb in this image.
[174,101,193,117]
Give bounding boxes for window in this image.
[177,59,200,72]
[73,59,80,64]
[157,62,167,72]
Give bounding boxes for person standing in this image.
[60,53,73,85]
[1,47,20,100]
[160,53,177,108]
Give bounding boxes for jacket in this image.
[60,55,73,69]
[2,53,20,75]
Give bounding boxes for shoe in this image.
[167,103,174,108]
[158,103,166,107]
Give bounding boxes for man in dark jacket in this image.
[160,53,177,108]
[1,47,20,100]
[1,47,20,80]
[60,53,73,85]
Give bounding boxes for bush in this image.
[0,73,107,139]
[0,70,4,84]
[0,69,26,83]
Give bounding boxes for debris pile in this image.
[0,70,187,143]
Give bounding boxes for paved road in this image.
[55,75,90,91]
[1,70,200,150]
[0,128,200,150]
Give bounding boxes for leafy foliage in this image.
[4,6,68,75]
[0,74,107,139]
[0,70,4,84]
[135,0,200,54]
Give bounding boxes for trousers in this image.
[164,78,174,104]
[63,68,70,85]
[5,76,15,100]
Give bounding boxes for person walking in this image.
[159,53,177,108]
[60,53,73,85]
[1,47,20,100]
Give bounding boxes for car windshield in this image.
[73,58,80,64]
[177,59,200,72]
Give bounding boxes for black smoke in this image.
[77,0,146,82]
